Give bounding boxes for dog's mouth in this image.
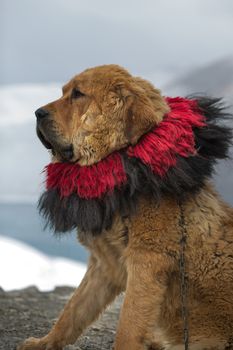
[36,126,53,150]
[36,126,74,161]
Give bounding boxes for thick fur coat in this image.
[18,65,233,350]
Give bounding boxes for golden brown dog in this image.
[18,65,233,350]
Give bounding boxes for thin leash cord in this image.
[178,201,189,350]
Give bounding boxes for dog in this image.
[18,65,233,350]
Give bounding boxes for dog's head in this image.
[36,64,169,165]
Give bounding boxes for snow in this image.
[0,83,62,202]
[0,83,61,126]
[0,236,86,291]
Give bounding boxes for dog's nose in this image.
[35,108,49,120]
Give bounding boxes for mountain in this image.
[164,57,233,100]
[164,57,233,205]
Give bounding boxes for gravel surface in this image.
[0,286,122,350]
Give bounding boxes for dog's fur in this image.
[18,65,233,350]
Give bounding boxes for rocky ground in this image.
[0,286,122,350]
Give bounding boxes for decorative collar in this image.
[45,97,205,199]
[39,97,232,234]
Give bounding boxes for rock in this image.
[0,287,123,350]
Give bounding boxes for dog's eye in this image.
[71,88,85,99]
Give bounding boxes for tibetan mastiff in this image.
[18,65,233,350]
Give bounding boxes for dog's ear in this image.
[124,77,169,145]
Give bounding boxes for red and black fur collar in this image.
[38,96,232,234]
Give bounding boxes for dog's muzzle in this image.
[35,109,74,161]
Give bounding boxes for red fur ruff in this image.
[45,97,206,199]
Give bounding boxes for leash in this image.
[178,201,189,350]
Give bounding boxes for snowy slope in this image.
[0,84,61,126]
[0,84,61,202]
[0,236,86,291]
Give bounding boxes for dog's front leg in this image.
[114,251,171,350]
[18,254,124,350]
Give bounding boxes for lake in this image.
[0,202,88,263]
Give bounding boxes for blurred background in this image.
[0,0,233,290]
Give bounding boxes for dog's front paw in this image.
[17,337,63,350]
[17,337,44,350]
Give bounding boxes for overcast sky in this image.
[1,0,233,85]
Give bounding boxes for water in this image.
[0,202,88,263]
